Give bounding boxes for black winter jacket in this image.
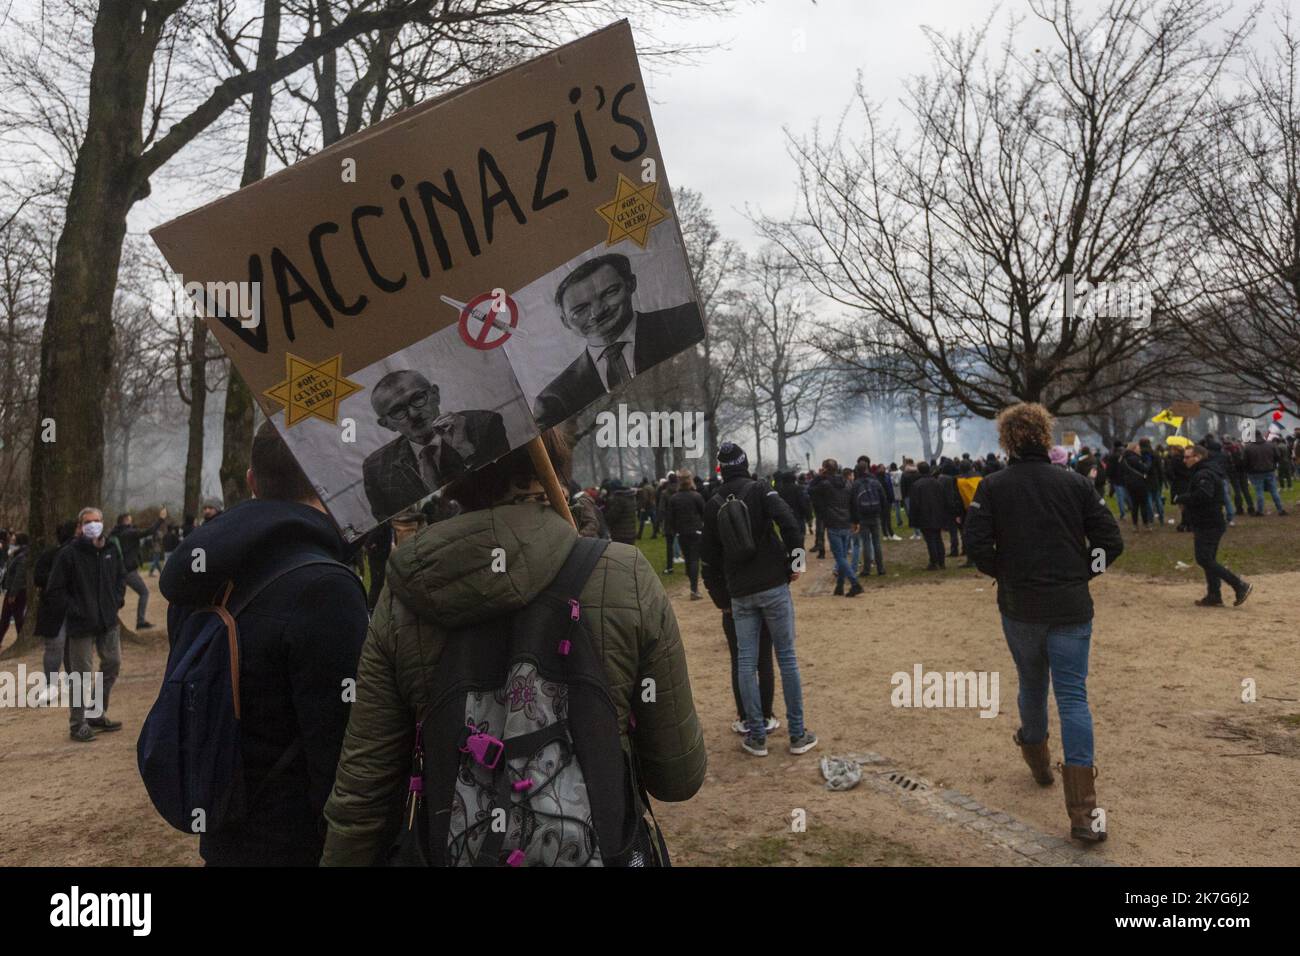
[964,452,1124,624]
[604,489,639,543]
[808,474,853,529]
[1242,440,1279,474]
[43,537,126,637]
[1176,461,1226,531]
[109,517,164,571]
[160,499,368,866]
[667,489,706,536]
[701,475,804,605]
[908,475,954,530]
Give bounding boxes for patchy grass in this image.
[634,532,690,594]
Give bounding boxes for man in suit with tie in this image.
[532,253,704,429]
[362,370,509,523]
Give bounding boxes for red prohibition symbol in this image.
[458,291,519,350]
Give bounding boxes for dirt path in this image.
[2,558,1296,866]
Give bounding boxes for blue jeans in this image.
[1114,485,1129,517]
[849,531,862,569]
[827,527,860,588]
[732,584,805,741]
[1000,616,1094,766]
[1223,479,1235,520]
[1148,489,1165,523]
[1249,473,1284,514]
[858,517,885,574]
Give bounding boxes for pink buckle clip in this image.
[568,598,580,621]
[408,775,424,794]
[557,639,572,656]
[513,779,533,793]
[460,732,504,769]
[506,849,526,867]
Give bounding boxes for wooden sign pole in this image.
[527,436,576,528]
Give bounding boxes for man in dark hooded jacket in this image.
[1177,444,1252,607]
[160,420,368,866]
[808,459,862,596]
[909,462,954,570]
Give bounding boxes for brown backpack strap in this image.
[202,581,242,719]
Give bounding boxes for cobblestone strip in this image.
[839,752,1114,867]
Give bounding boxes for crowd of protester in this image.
[1,414,1293,866]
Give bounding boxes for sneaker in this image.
[789,731,819,755]
[1233,582,1253,607]
[846,582,864,597]
[731,719,747,734]
[137,621,154,630]
[890,535,903,542]
[674,556,685,564]
[87,717,122,732]
[69,723,96,743]
[689,591,703,601]
[765,716,780,733]
[663,568,674,574]
[742,735,768,757]
[1194,596,1224,607]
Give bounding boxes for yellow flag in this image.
[1151,409,1183,427]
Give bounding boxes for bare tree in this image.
[1168,8,1300,416]
[2,0,732,549]
[761,0,1251,424]
[730,247,836,472]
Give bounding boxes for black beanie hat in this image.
[718,441,749,477]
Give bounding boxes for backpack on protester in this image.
[136,550,364,835]
[389,536,669,867]
[855,478,884,519]
[716,481,758,563]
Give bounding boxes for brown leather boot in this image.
[1013,730,1053,786]
[1059,763,1107,843]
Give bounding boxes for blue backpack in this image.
[136,551,357,835]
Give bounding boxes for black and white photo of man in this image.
[532,252,702,428]
[362,370,509,522]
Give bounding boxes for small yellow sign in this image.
[264,353,363,428]
[595,173,670,248]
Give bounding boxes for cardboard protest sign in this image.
[151,20,703,541]
[1169,401,1201,419]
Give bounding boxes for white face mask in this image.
[81,521,103,540]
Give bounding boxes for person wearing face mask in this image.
[531,253,703,429]
[42,507,128,742]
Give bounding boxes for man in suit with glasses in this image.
[362,370,509,523]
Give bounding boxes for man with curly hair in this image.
[964,403,1124,845]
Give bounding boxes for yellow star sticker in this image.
[263,353,363,428]
[595,173,670,248]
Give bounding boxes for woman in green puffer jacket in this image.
[321,429,706,866]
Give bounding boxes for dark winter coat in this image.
[109,517,164,571]
[701,474,804,604]
[1176,461,1226,532]
[808,474,853,529]
[160,499,369,866]
[668,489,706,536]
[43,537,126,637]
[907,475,954,531]
[964,451,1125,624]
[604,488,639,543]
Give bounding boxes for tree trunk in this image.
[774,401,788,471]
[917,393,933,461]
[219,0,280,507]
[28,2,162,551]
[183,317,208,519]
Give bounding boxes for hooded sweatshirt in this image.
[322,502,705,866]
[160,499,369,866]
